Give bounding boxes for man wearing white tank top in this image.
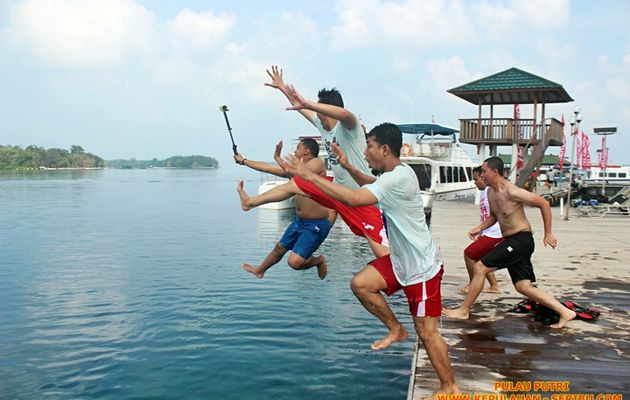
[459,166,503,294]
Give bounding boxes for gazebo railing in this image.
[459,117,563,146]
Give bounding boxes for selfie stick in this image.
[220,105,238,156]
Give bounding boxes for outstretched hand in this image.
[264,65,285,90]
[284,154,314,179]
[274,141,284,161]
[543,233,557,249]
[274,141,292,172]
[285,85,308,110]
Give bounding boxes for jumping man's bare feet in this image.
[316,256,327,280]
[237,181,252,211]
[442,308,470,320]
[551,308,577,329]
[242,263,264,279]
[371,325,409,351]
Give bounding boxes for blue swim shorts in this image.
[279,217,331,259]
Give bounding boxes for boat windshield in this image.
[409,164,432,191]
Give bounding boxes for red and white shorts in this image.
[293,175,388,246]
[464,235,504,261]
[370,255,444,317]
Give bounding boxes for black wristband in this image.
[241,158,247,165]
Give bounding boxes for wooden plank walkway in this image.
[408,201,630,399]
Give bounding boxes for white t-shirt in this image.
[364,164,442,286]
[480,187,502,238]
[312,116,371,189]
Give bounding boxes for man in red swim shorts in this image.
[460,166,502,294]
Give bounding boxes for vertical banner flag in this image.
[514,103,524,168]
[575,129,582,169]
[581,130,591,170]
[559,115,566,171]
[600,136,608,170]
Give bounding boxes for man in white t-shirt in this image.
[460,166,503,294]
[265,65,371,189]
[262,65,389,257]
[284,123,459,397]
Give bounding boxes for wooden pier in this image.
[408,200,630,398]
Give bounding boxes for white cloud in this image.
[473,0,570,36]
[425,55,476,90]
[623,54,630,65]
[4,1,237,67]
[165,8,236,52]
[329,0,571,51]
[330,0,474,50]
[606,78,630,99]
[5,0,156,67]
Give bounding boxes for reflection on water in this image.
[0,169,412,400]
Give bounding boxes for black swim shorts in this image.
[480,231,536,284]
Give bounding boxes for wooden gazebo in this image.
[448,67,573,185]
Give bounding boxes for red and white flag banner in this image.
[581,131,591,170]
[559,115,566,171]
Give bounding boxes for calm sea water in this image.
[0,168,414,400]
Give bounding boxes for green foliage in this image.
[106,155,218,169]
[0,145,217,170]
[0,145,104,170]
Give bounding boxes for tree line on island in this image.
[0,145,218,170]
[106,155,218,169]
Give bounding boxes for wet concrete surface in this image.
[410,201,630,399]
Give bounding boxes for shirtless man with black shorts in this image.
[443,156,576,329]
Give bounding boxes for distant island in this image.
[0,145,104,170]
[106,155,218,169]
[0,145,219,170]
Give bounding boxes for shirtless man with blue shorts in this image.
[235,138,330,279]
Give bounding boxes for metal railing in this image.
[459,117,564,146]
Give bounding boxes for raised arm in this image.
[264,65,316,125]
[331,143,375,186]
[285,85,357,130]
[234,151,289,178]
[284,154,376,207]
[509,186,557,249]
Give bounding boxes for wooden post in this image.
[532,97,538,143]
[542,102,546,140]
[490,100,494,140]
[477,99,482,139]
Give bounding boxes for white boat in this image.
[582,165,630,186]
[258,179,296,210]
[256,126,478,221]
[398,123,478,218]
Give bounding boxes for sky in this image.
[1,0,629,167]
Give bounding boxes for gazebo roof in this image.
[448,67,573,105]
